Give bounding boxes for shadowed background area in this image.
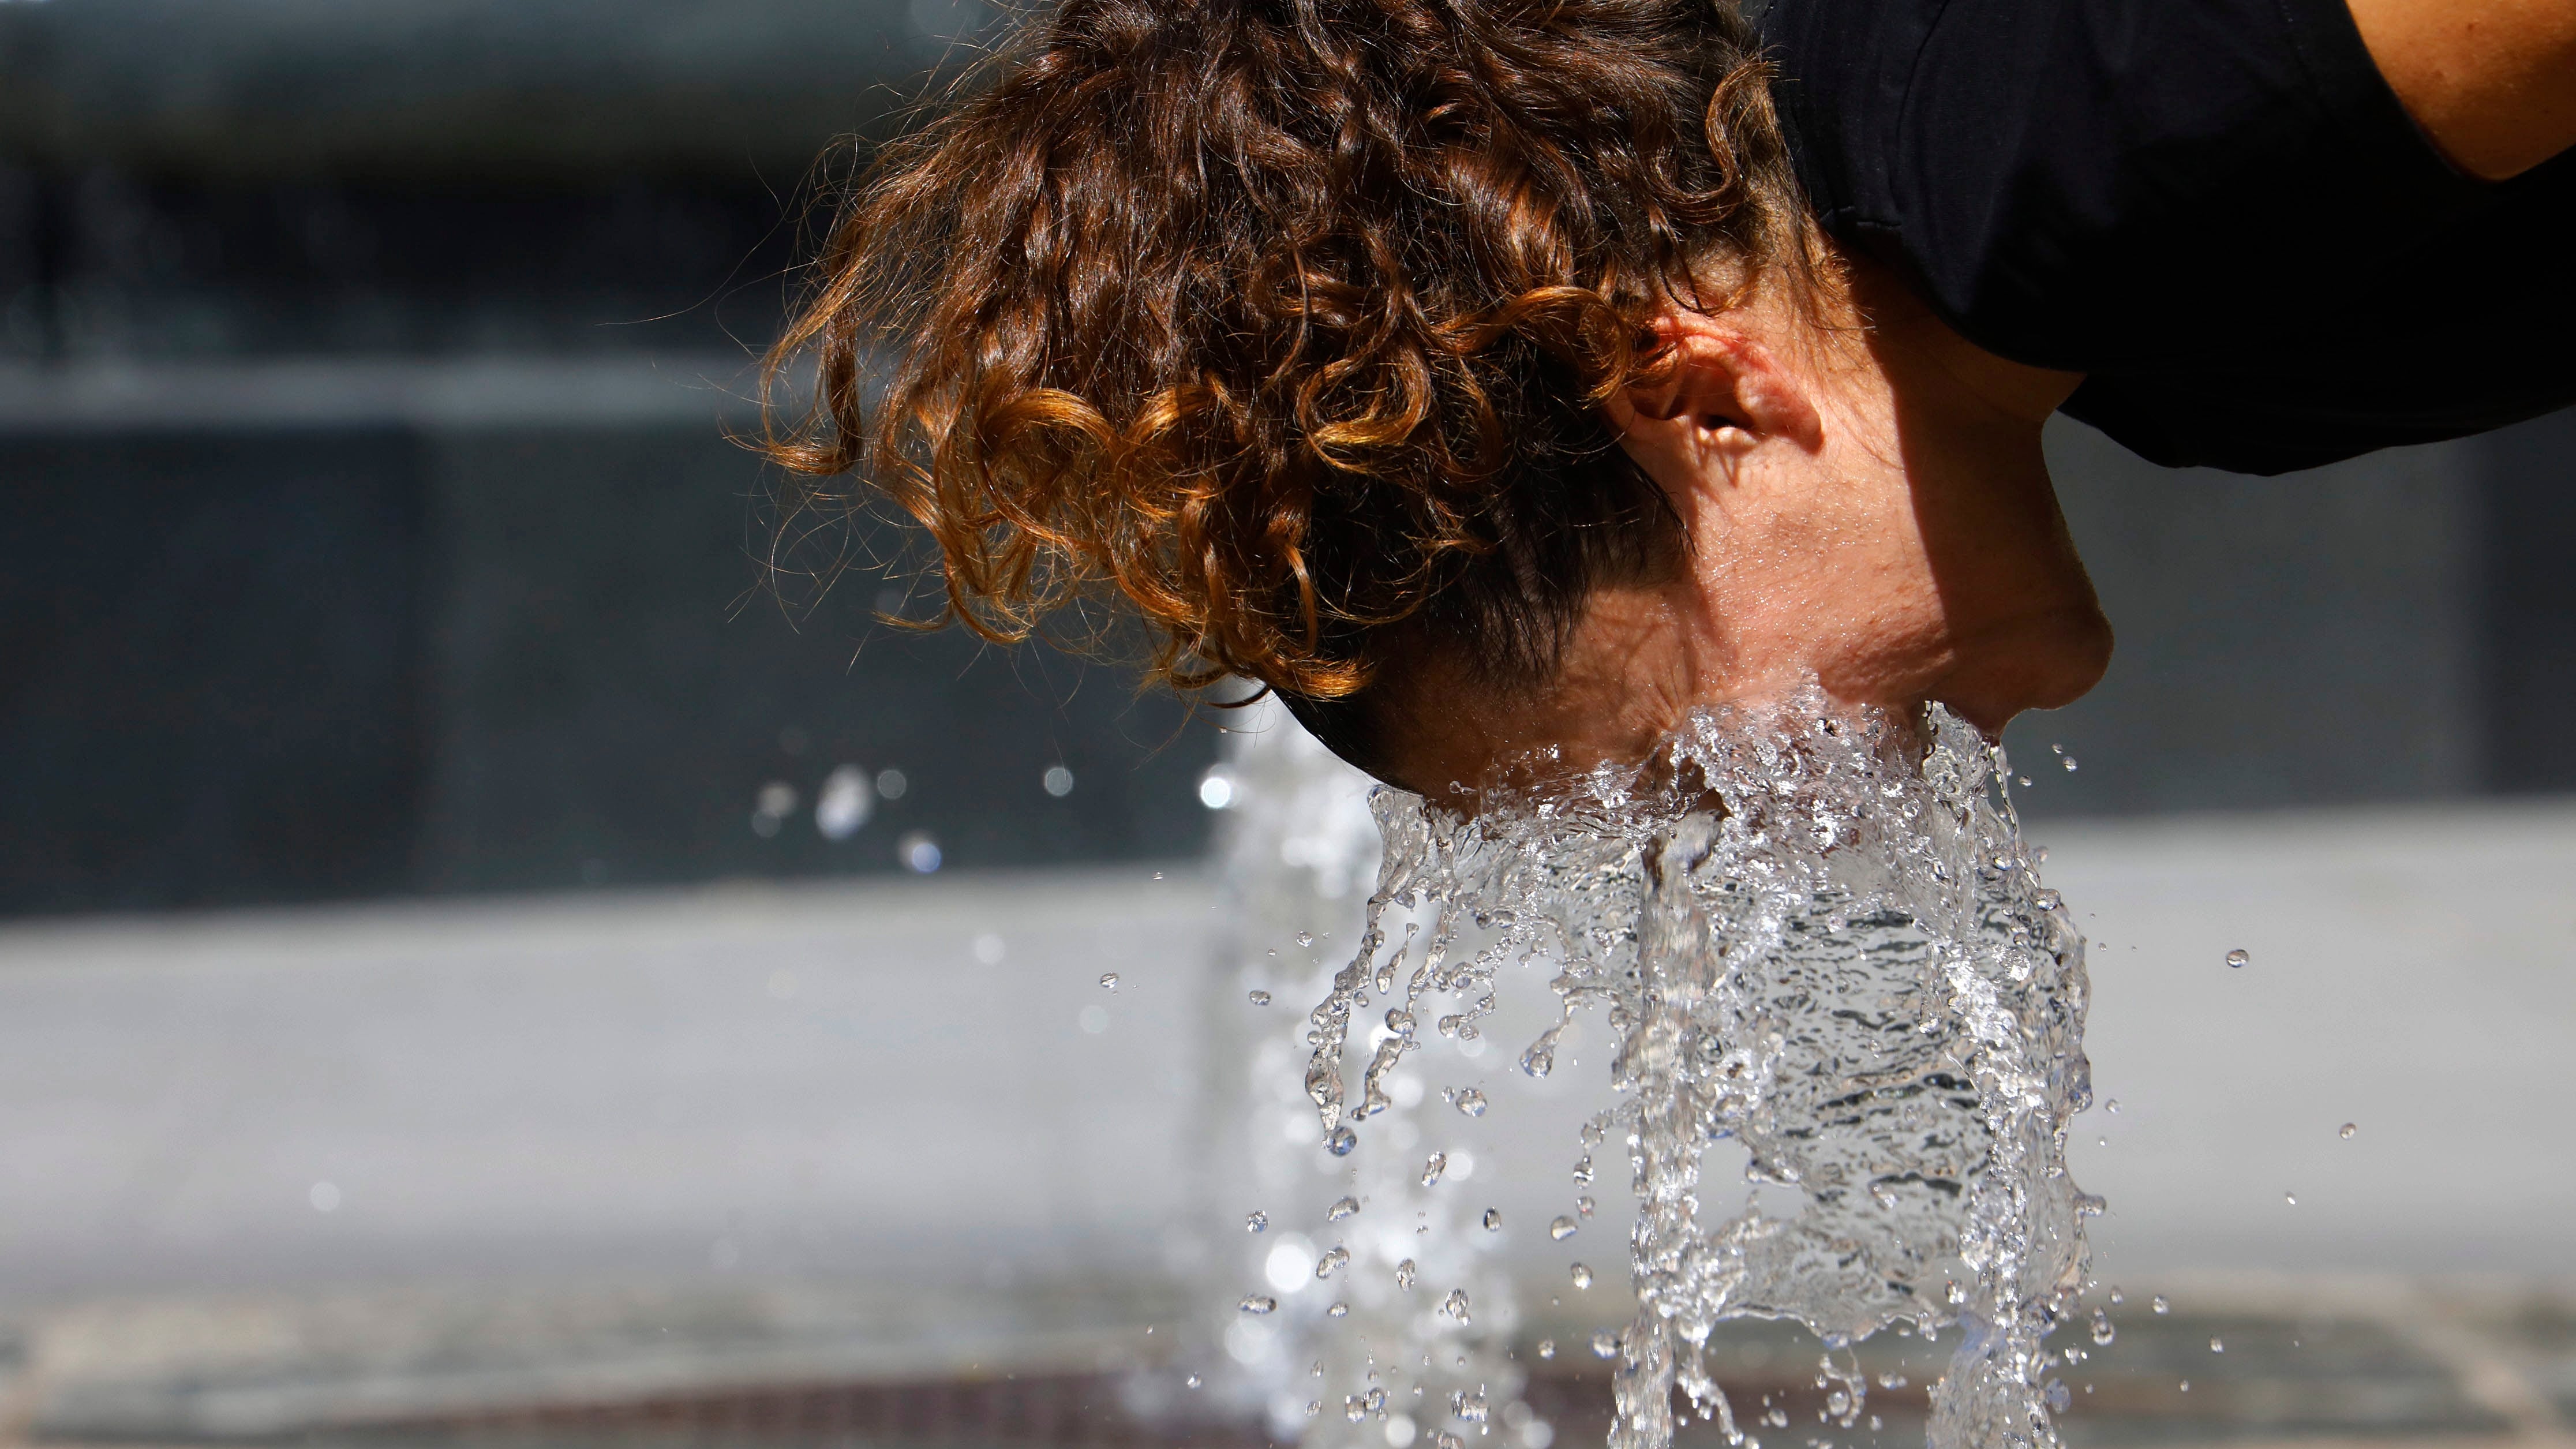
[1,6,2573,1449]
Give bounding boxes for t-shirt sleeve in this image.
[1757,0,2487,373]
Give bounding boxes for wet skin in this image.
[1374,254,2114,803]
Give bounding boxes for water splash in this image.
[1295,689,2095,1449]
[1194,702,1523,1447]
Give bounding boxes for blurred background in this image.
[2,3,2572,1447]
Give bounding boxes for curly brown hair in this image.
[762,0,1817,775]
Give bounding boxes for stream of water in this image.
[1211,690,2096,1449]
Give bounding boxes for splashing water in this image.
[1290,689,2095,1449]
[1194,703,1522,1446]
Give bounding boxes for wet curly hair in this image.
[762,0,1817,776]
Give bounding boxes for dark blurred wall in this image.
[1,0,2570,916]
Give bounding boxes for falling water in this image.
[1210,688,2096,1449]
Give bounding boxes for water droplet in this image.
[2108,1286,2125,1305]
[1098,973,1119,990]
[1549,1215,1577,1241]
[2179,1380,2191,1393]
[898,830,942,873]
[1441,1289,1471,1324]
[2152,1296,2170,1315]
[1328,1301,1349,1317]
[1246,1210,1268,1233]
[1453,1089,1487,1118]
[1316,1246,1350,1278]
[1042,764,1076,797]
[1481,1208,1503,1231]
[2339,1122,2357,1139]
[1328,1196,1360,1221]
[1419,1152,1446,1187]
[2090,1310,2115,1346]
[874,767,909,800]
[2225,948,2250,968]
[2105,1099,2121,1113]
[1575,1195,1595,1217]
[815,765,874,839]
[1249,990,1272,1006]
[1296,931,1316,948]
[2074,1192,2107,1218]
[1241,1295,1277,1315]
[1186,1374,1203,1388]
[1325,1127,1358,1156]
[1307,1402,1322,1418]
[1589,1332,1618,1360]
[1197,769,1236,810]
[2208,1336,2225,1353]
[2061,757,2080,772]
[2284,1192,2297,1206]
[1395,1259,1418,1290]
[1569,1263,1593,1290]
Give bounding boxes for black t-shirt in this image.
[1755,0,2576,474]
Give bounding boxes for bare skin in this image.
[1373,258,2113,802]
[2347,0,2576,180]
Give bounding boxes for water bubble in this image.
[1419,1152,1447,1188]
[1537,1340,1556,1360]
[2339,1122,2357,1139]
[1042,765,1076,797]
[2226,948,2250,968]
[898,830,942,873]
[815,765,874,839]
[1452,1089,1488,1118]
[1328,1196,1361,1221]
[308,1181,341,1212]
[875,767,909,800]
[1246,1211,1268,1233]
[1395,1259,1418,1289]
[2090,1311,2115,1346]
[1098,973,1119,990]
[1568,1263,1593,1290]
[1441,1289,1471,1324]
[1589,1332,1618,1360]
[1325,1127,1358,1156]
[1249,990,1272,1006]
[1481,1208,1503,1231]
[1240,1296,1278,1315]
[1078,1005,1109,1034]
[2152,1296,2170,1315]
[2208,1337,2224,1353]
[972,933,1006,965]
[1549,1215,1578,1241]
[1316,1246,1350,1278]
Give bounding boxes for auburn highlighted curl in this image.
[762,0,1813,769]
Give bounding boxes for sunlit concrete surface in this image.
[0,801,2570,1437]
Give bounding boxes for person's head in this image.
[764,0,2110,799]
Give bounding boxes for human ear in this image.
[1607,311,1825,482]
